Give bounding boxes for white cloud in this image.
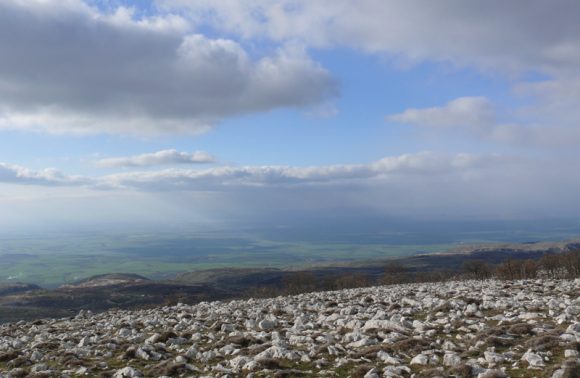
[387,97,496,131]
[160,0,580,75]
[159,1,580,150]
[0,0,337,135]
[2,152,580,221]
[387,96,580,148]
[94,149,215,168]
[0,152,502,190]
[0,163,85,186]
[516,78,580,126]
[387,97,504,142]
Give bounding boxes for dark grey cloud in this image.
[0,0,337,135]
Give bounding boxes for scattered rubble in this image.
[0,279,579,377]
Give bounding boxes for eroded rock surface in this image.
[0,279,579,377]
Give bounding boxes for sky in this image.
[1,0,580,233]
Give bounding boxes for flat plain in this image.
[1,227,578,287]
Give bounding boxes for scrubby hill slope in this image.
[0,283,41,297]
[59,273,150,289]
[0,274,228,325]
[0,278,579,377]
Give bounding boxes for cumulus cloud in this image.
[94,149,215,168]
[387,96,580,148]
[0,163,85,186]
[160,0,580,74]
[158,1,580,150]
[0,0,337,135]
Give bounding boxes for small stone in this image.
[566,306,580,316]
[258,319,276,330]
[30,350,43,362]
[478,369,507,378]
[484,351,505,365]
[410,354,429,365]
[443,352,462,367]
[113,367,142,378]
[364,367,380,378]
[75,366,88,375]
[565,349,579,358]
[522,350,545,368]
[377,351,400,365]
[465,303,478,315]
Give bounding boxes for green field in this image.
[0,231,455,287]
[1,225,579,288]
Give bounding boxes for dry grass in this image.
[524,335,560,351]
[507,323,534,335]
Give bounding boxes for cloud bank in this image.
[1,152,579,222]
[0,0,337,135]
[98,152,506,191]
[160,0,580,74]
[0,152,502,189]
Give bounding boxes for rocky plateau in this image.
[0,278,579,377]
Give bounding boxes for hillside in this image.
[0,274,229,325]
[0,283,41,297]
[0,278,579,377]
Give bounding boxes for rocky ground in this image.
[0,279,579,377]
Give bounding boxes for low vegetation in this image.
[244,248,580,298]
